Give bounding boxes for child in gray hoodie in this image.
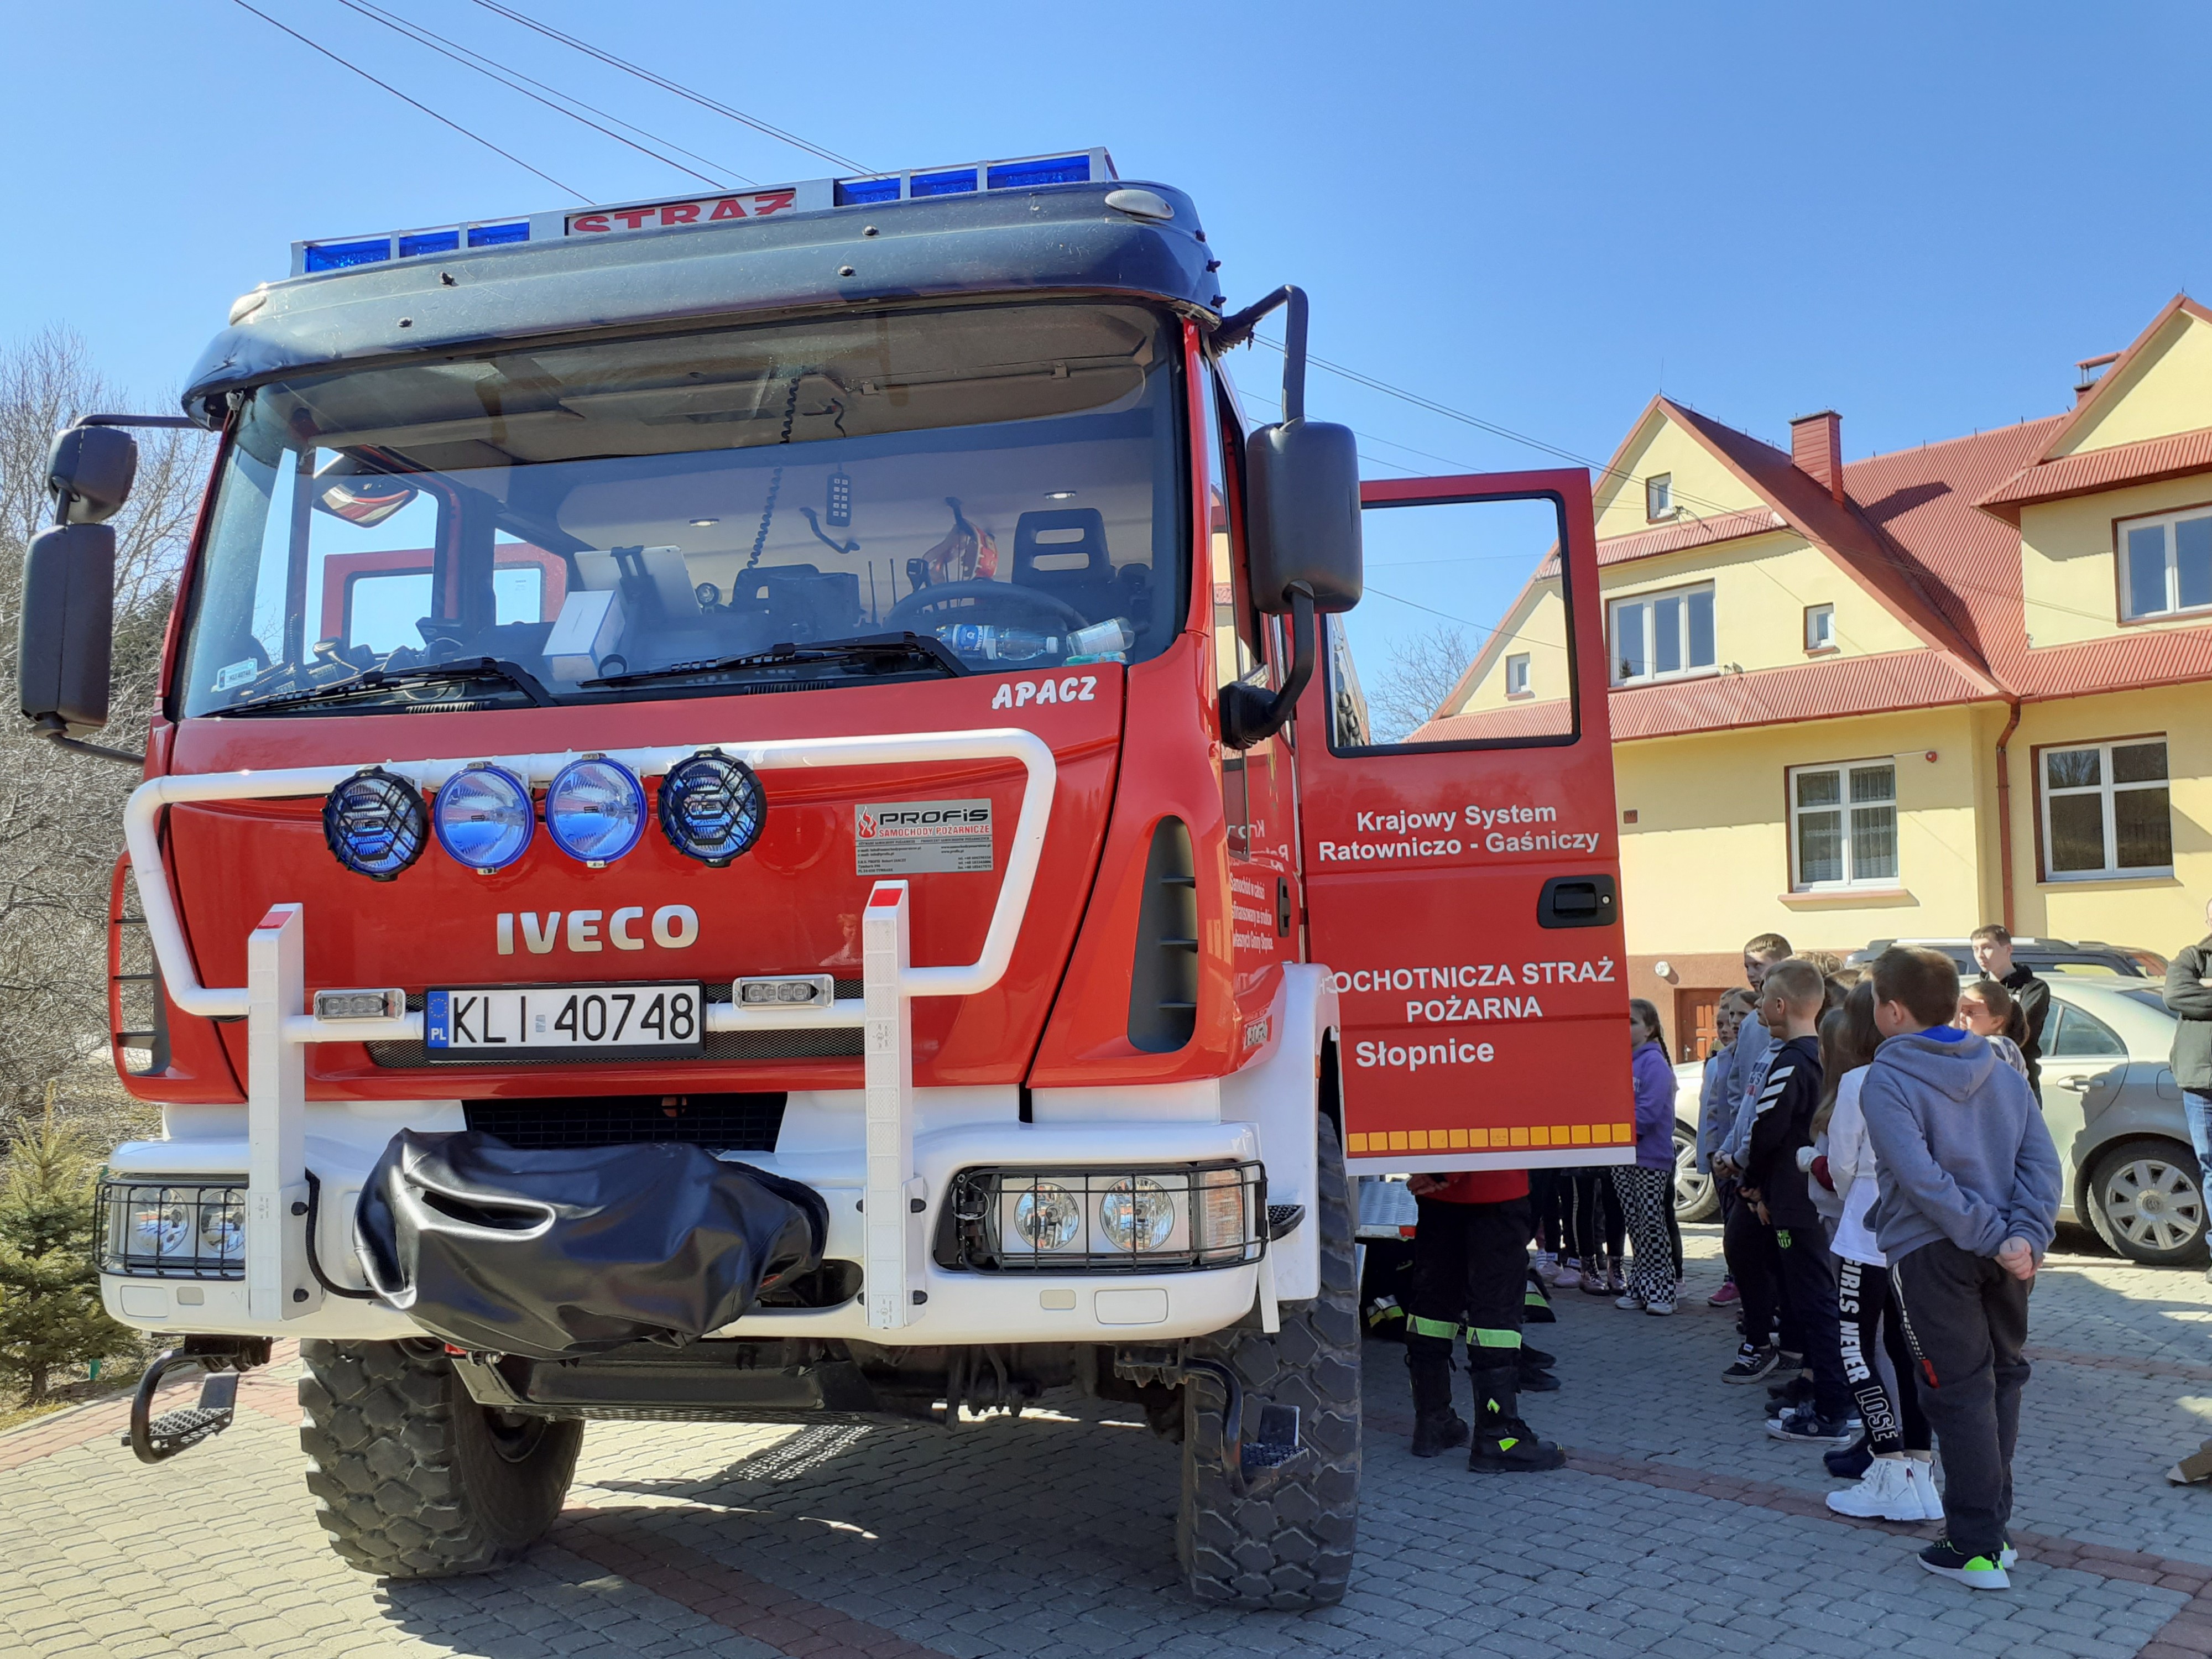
[1860,946,2062,1592]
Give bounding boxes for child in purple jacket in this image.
[1611,999,1682,1314]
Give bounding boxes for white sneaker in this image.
[1614,1292,1644,1310]
[1554,1258,1584,1290]
[1825,1456,1921,1521]
[1644,1296,1677,1317]
[1533,1250,1560,1284]
[1905,1456,1945,1521]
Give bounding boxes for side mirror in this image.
[19,523,115,735]
[47,425,138,524]
[1244,419,1363,615]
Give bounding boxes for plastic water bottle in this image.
[935,617,1135,662]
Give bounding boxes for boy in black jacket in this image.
[1742,958,1852,1444]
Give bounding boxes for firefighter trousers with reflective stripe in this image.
[1407,1195,1530,1357]
[1890,1239,2032,1559]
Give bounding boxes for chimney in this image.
[1791,411,1845,504]
[2075,351,2120,405]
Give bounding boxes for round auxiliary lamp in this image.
[656,750,766,865]
[321,767,429,880]
[544,757,647,865]
[431,763,534,872]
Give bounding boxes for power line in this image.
[228,0,582,198]
[334,0,749,190]
[464,0,870,174]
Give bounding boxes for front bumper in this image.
[99,1114,1267,1346]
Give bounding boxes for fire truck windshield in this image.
[175,300,1187,717]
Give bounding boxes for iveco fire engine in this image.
[22,148,1630,1606]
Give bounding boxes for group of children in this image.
[1697,933,2062,1589]
[1386,929,2063,1590]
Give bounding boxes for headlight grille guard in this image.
[96,1175,248,1280]
[934,1161,1267,1274]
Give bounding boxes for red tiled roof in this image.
[1595,507,1787,566]
[1974,425,2212,518]
[1419,651,1996,745]
[1412,698,1574,744]
[1606,653,1996,741]
[1658,401,1997,687]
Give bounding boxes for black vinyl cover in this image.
[355,1130,827,1359]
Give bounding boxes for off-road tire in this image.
[299,1339,583,1578]
[1176,1112,1360,1608]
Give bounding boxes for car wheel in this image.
[2085,1138,2210,1267]
[1673,1123,1718,1223]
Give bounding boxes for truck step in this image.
[122,1359,242,1464]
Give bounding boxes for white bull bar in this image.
[123,728,1057,1333]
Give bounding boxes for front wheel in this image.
[2084,1138,2210,1267]
[299,1339,583,1578]
[1176,1112,1361,1609]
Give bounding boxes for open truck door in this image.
[1295,470,1631,1172]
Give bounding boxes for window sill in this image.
[1612,667,1722,691]
[2037,871,2179,888]
[1777,887,1916,907]
[1505,690,1533,701]
[1803,645,1839,658]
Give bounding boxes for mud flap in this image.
[354,1131,827,1359]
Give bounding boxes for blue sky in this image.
[6,1,2206,670]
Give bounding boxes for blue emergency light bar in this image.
[292,148,1116,279]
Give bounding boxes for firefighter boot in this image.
[1467,1365,1566,1473]
[1406,1349,1468,1458]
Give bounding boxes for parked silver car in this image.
[1669,979,2203,1266]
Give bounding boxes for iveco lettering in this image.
[22,146,1627,1606]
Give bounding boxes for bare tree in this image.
[1365,623,1472,744]
[0,328,211,1140]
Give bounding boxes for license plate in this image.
[426,984,704,1056]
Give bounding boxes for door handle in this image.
[2060,1076,2093,1092]
[1536,874,1616,930]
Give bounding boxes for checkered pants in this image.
[1609,1164,1677,1305]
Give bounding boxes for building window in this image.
[1610,585,1715,684]
[1646,474,1672,520]
[1804,603,1835,652]
[1505,653,1530,697]
[2120,508,2212,621]
[2040,738,2171,880]
[1789,760,1897,889]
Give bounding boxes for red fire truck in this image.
[22,148,1629,1606]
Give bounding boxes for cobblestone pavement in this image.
[6,1227,2211,1659]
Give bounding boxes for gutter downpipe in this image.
[1995,697,2023,933]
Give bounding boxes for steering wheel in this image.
[885,580,1090,634]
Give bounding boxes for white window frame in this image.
[1646,473,1672,520]
[2117,506,2212,621]
[1608,582,1715,686]
[1504,653,1530,697]
[2038,737,2172,883]
[1804,603,1835,652]
[1787,758,1898,891]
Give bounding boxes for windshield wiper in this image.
[222,657,556,715]
[587,632,967,688]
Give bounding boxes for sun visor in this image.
[354,1130,827,1359]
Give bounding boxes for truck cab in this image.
[28,149,1630,1606]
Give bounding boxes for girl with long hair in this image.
[1611,999,1682,1313]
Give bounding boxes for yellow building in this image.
[1419,295,2212,1056]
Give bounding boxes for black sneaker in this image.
[1918,1537,2008,1590]
[1517,1364,1562,1394]
[1825,1431,1874,1480]
[1765,1408,1858,1446]
[1721,1344,1781,1384]
[1521,1343,1557,1369]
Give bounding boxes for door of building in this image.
[1295,470,1632,1173]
